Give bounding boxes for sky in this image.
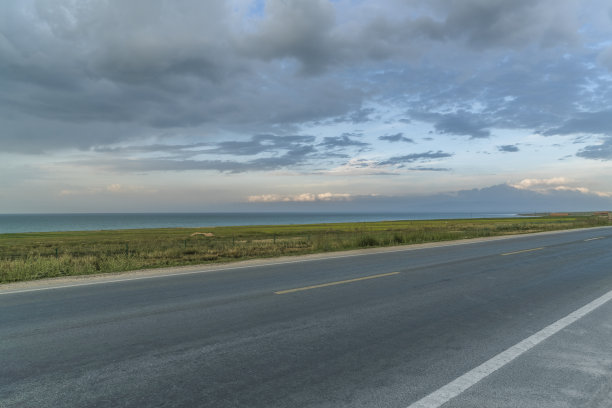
[1,0,612,213]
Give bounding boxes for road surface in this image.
[2,227,612,407]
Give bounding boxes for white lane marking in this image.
[407,288,612,408]
[2,226,611,295]
[500,247,544,256]
[584,237,605,241]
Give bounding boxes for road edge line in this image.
[407,288,612,408]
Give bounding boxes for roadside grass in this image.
[1,215,609,283]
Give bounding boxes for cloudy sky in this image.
[2,0,612,213]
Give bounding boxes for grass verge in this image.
[1,215,609,284]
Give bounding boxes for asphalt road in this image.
[2,227,612,407]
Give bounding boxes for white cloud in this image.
[512,177,569,189]
[552,185,591,194]
[106,184,123,192]
[511,177,612,197]
[247,192,352,202]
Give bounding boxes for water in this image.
[0,212,520,234]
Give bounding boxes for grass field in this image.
[1,215,609,284]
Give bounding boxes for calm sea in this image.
[0,212,520,234]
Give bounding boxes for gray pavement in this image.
[447,299,612,408]
[1,227,612,407]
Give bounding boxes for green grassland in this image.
[1,215,609,284]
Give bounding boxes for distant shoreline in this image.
[0,212,522,234]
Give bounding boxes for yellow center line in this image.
[584,237,605,241]
[274,271,400,295]
[501,247,545,256]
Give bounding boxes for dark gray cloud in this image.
[207,135,316,156]
[83,133,329,171]
[576,137,612,160]
[238,0,338,75]
[543,111,612,136]
[82,144,318,174]
[0,1,365,153]
[425,0,579,50]
[434,113,491,139]
[411,111,491,139]
[498,145,520,153]
[384,51,597,136]
[380,150,453,165]
[0,0,610,159]
[318,134,370,150]
[91,135,319,160]
[92,143,210,158]
[347,108,376,124]
[378,133,415,143]
[329,108,376,125]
